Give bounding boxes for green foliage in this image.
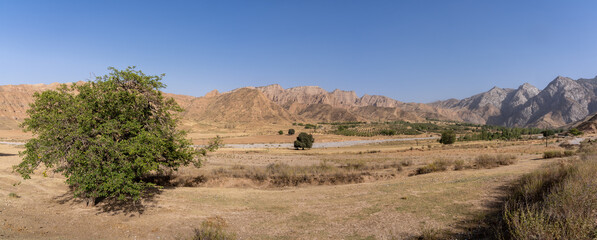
[439,130,456,144]
[304,123,317,129]
[8,192,20,198]
[568,128,583,136]
[294,132,314,150]
[288,129,295,135]
[542,129,556,138]
[277,130,284,135]
[14,67,217,202]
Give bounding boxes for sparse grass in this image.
[417,226,446,240]
[474,154,517,169]
[177,161,404,187]
[542,150,575,159]
[401,159,413,167]
[498,155,597,239]
[192,216,236,240]
[415,159,452,175]
[453,159,466,170]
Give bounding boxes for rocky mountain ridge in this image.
[1,74,596,130]
[434,75,597,128]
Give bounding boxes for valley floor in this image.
[0,138,566,239]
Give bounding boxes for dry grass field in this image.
[0,133,576,239]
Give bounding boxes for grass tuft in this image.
[542,150,575,159]
[474,154,517,169]
[192,216,236,240]
[415,159,452,175]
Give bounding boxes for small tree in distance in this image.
[294,132,314,150]
[439,130,456,145]
[288,129,295,135]
[14,66,220,204]
[278,130,284,135]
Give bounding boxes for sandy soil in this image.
[1,136,573,239]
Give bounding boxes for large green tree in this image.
[14,67,218,202]
[294,132,314,150]
[439,130,456,144]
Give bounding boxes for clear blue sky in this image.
[1,1,597,103]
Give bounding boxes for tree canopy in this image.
[439,130,456,144]
[14,66,218,202]
[294,132,314,150]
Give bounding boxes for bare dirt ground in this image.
[0,136,567,239]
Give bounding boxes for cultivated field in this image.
[0,133,577,239]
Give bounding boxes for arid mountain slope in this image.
[181,88,296,125]
[0,83,65,130]
[255,84,460,123]
[434,76,597,128]
[3,75,597,129]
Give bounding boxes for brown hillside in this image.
[182,88,295,125]
[0,83,66,130]
[296,104,360,122]
[574,113,597,134]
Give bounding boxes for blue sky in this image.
[1,1,596,102]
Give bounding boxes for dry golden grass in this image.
[0,135,575,239]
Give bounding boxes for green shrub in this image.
[288,129,295,135]
[439,130,456,144]
[416,159,452,175]
[278,130,284,135]
[8,192,20,198]
[568,128,583,136]
[379,129,397,136]
[294,132,314,150]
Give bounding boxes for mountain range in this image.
[1,75,596,130]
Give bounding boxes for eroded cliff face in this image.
[255,84,459,123]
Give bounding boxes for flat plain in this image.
[0,128,575,239]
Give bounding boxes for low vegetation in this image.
[192,216,236,240]
[323,120,552,140]
[173,161,404,188]
[568,127,583,136]
[543,150,575,159]
[495,141,597,239]
[415,154,517,175]
[498,158,597,239]
[415,159,452,175]
[474,154,517,169]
